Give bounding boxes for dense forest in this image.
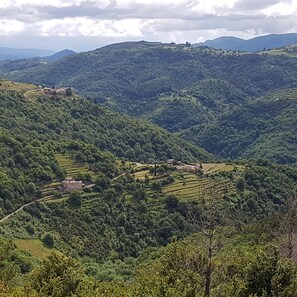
[0,81,210,215]
[180,88,297,163]
[2,159,297,296]
[1,42,297,163]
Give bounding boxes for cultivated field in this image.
[56,153,93,177]
[163,172,236,201]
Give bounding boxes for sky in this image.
[0,0,296,52]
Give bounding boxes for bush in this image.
[43,233,54,248]
[67,191,82,208]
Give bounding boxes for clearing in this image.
[12,239,52,259]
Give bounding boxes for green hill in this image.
[180,88,297,163]
[2,41,297,112]
[194,33,297,52]
[0,80,211,217]
[1,83,297,296]
[1,42,297,163]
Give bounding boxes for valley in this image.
[0,40,297,296]
[1,42,297,163]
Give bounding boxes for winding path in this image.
[0,195,54,224]
[0,171,128,224]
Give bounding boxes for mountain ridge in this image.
[195,33,297,52]
[44,49,76,62]
[0,47,54,61]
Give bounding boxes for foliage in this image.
[30,252,83,297]
[181,91,297,163]
[67,191,82,208]
[42,233,54,248]
[0,83,211,217]
[2,42,297,162]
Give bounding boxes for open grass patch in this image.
[12,238,51,259]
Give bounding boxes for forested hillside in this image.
[180,88,297,163]
[1,42,297,163]
[1,79,297,295]
[0,80,210,216]
[2,158,297,296]
[2,42,297,104]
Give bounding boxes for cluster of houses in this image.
[167,159,201,173]
[38,86,70,96]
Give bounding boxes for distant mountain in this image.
[44,49,76,62]
[0,47,54,61]
[194,33,297,52]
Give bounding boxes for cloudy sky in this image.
[0,0,296,52]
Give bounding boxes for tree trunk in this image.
[204,234,213,297]
[288,225,293,259]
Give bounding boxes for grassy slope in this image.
[12,239,51,259]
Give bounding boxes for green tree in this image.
[43,233,54,248]
[236,177,245,192]
[243,247,297,297]
[30,252,83,297]
[65,88,73,96]
[67,191,82,208]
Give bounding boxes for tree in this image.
[132,189,146,201]
[95,176,110,191]
[243,247,297,297]
[165,195,179,211]
[135,239,205,296]
[43,233,54,248]
[66,88,73,96]
[280,192,297,260]
[67,191,82,208]
[188,186,225,297]
[236,177,245,192]
[30,252,83,297]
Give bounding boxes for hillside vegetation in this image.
[1,42,297,163]
[1,80,297,296]
[194,33,297,52]
[2,158,297,295]
[180,88,297,162]
[0,80,210,217]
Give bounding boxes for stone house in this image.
[62,177,84,193]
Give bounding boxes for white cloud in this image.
[0,19,24,35]
[35,17,145,37]
[264,1,297,16]
[0,0,296,50]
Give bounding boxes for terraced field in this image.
[56,154,93,178]
[201,163,242,173]
[163,172,236,201]
[38,154,96,200]
[134,168,151,180]
[40,182,61,198]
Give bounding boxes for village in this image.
[37,86,73,96]
[58,159,230,195]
